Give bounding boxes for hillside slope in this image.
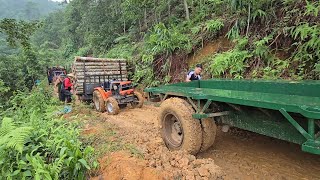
[31,0,320,86]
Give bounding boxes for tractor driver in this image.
[186,64,202,82]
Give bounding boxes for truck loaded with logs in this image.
[72,56,144,114]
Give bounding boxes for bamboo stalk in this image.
[74,68,127,71]
[74,72,128,75]
[74,62,127,66]
[74,68,127,73]
[74,71,128,74]
[75,78,128,83]
[74,75,128,78]
[74,56,126,62]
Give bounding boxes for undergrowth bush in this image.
[251,35,290,79]
[132,23,192,87]
[146,23,192,55]
[289,22,320,78]
[191,18,224,46]
[132,54,160,87]
[0,80,9,110]
[209,49,252,79]
[0,83,95,179]
[106,43,135,60]
[209,38,252,79]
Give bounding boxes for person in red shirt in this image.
[64,74,73,90]
[61,73,75,103]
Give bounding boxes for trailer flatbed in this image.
[146,79,320,155]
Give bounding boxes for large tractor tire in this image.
[106,97,120,115]
[93,90,106,112]
[132,91,144,108]
[159,98,202,155]
[199,118,217,152]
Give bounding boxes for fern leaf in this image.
[0,118,15,137]
[0,120,33,153]
[6,127,33,152]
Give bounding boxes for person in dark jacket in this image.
[186,64,202,82]
[57,73,66,101]
[47,68,54,85]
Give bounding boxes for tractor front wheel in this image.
[131,91,144,108]
[159,98,202,155]
[106,97,120,115]
[93,90,106,112]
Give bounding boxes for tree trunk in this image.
[144,8,147,27]
[123,20,126,34]
[168,0,171,16]
[183,0,190,21]
[246,3,251,37]
[154,1,158,24]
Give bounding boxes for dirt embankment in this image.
[187,37,233,67]
[76,104,320,180]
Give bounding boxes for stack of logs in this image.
[72,56,127,95]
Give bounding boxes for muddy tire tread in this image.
[106,97,120,115]
[159,97,202,155]
[93,90,106,112]
[132,91,144,108]
[199,118,217,152]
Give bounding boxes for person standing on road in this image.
[61,73,75,103]
[47,68,54,85]
[57,73,66,101]
[186,64,202,82]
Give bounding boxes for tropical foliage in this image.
[0,1,95,179]
[24,0,319,86]
[0,83,95,179]
[0,1,319,178]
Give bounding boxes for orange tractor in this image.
[92,80,144,115]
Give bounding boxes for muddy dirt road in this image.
[89,104,320,179]
[199,130,320,179]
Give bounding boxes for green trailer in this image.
[145,79,320,155]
